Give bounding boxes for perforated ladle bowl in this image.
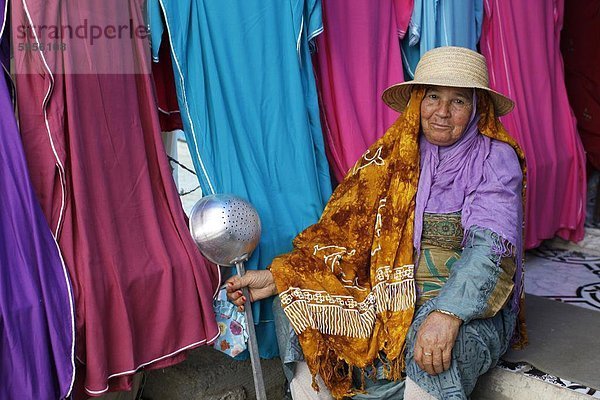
[189,194,261,266]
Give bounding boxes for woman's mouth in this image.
[430,123,451,130]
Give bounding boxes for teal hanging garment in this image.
[148,0,332,358]
[401,0,484,78]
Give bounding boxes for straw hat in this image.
[382,46,514,116]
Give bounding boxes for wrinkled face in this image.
[420,86,474,146]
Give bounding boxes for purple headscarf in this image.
[413,91,524,312]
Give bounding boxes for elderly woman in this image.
[226,46,526,400]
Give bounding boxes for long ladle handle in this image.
[235,261,267,400]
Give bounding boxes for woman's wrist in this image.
[269,282,278,297]
[265,270,277,296]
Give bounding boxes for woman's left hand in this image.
[413,311,462,376]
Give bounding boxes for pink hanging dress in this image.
[480,0,586,248]
[314,0,413,182]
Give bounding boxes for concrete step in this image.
[141,347,594,399]
[472,367,593,400]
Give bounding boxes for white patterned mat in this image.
[525,247,600,311]
[498,247,600,397]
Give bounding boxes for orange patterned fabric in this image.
[270,88,527,398]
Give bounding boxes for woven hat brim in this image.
[382,81,515,116]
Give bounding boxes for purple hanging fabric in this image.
[0,1,76,398]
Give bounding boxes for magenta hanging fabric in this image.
[314,0,413,182]
[480,0,586,248]
[12,0,219,396]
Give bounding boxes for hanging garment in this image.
[314,0,413,183]
[401,0,484,78]
[0,3,75,398]
[480,0,586,248]
[148,0,332,358]
[561,0,600,170]
[11,0,220,396]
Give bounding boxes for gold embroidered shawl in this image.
[270,88,526,399]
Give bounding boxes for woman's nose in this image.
[435,101,451,117]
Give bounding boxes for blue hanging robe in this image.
[402,0,484,78]
[148,0,332,358]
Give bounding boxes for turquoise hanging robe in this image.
[148,0,332,358]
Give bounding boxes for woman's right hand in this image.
[225,270,277,312]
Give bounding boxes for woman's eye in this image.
[428,94,438,99]
[453,99,464,104]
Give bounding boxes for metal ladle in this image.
[189,194,266,400]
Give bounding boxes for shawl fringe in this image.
[462,226,517,261]
[280,277,415,338]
